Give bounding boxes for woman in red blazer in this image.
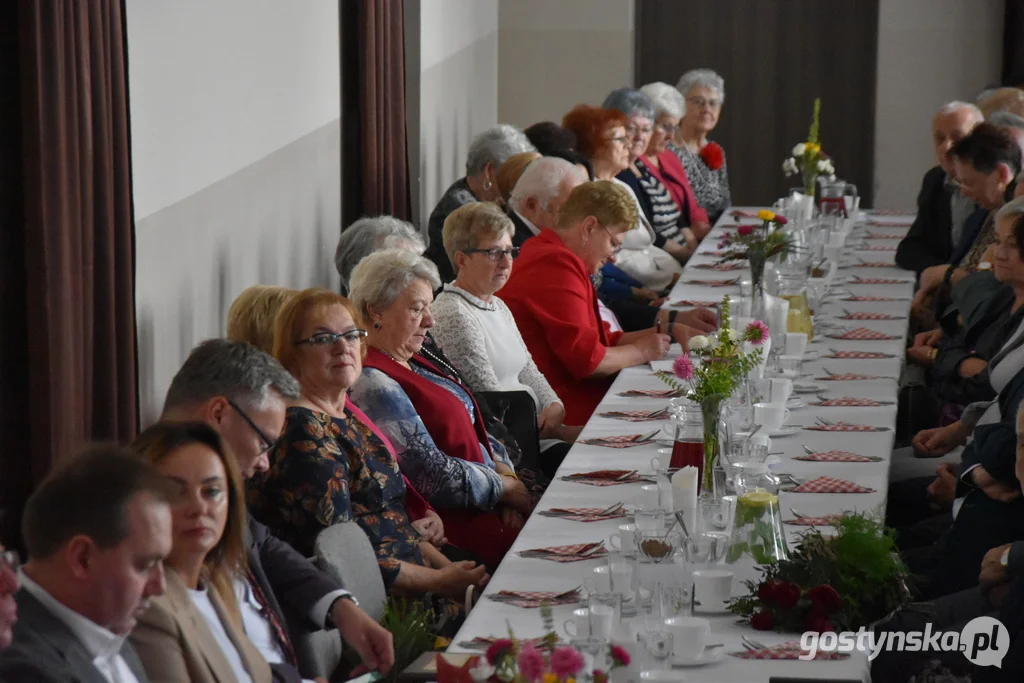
[499,181,717,426]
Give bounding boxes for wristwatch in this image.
[1001,547,1011,568]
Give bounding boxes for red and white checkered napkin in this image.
[848,276,912,285]
[823,350,895,359]
[599,409,667,422]
[618,388,684,398]
[810,397,884,407]
[794,450,883,463]
[682,278,738,287]
[865,232,903,240]
[703,250,738,257]
[731,641,851,660]
[840,295,907,302]
[490,588,581,608]
[804,422,888,432]
[671,299,720,308]
[464,635,553,649]
[519,542,608,563]
[856,244,898,251]
[838,311,904,321]
[789,476,876,493]
[853,261,898,268]
[816,372,884,381]
[693,262,747,271]
[784,515,843,526]
[541,504,627,523]
[827,327,900,341]
[580,434,655,448]
[562,470,655,486]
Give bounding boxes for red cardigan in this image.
[647,150,709,226]
[499,229,623,426]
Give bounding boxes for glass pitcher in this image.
[817,177,855,217]
[725,462,787,565]
[776,271,814,341]
[668,399,704,473]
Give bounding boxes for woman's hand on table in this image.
[433,561,490,599]
[538,402,566,437]
[638,332,671,361]
[412,510,447,547]
[676,307,718,333]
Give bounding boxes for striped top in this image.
[636,159,683,243]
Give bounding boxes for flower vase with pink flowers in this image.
[717,210,794,320]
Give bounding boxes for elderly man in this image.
[161,339,394,682]
[897,101,984,275]
[507,156,588,246]
[0,448,174,682]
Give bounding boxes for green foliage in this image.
[381,597,437,683]
[718,223,796,264]
[807,97,821,145]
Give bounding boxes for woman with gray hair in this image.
[673,69,732,223]
[334,215,425,295]
[425,124,536,282]
[348,249,532,568]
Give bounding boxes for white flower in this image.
[689,335,709,350]
[817,159,835,174]
[720,327,736,342]
[792,143,806,157]
[782,157,798,175]
[828,174,837,181]
[706,335,720,349]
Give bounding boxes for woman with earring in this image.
[424,124,536,282]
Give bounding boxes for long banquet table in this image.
[448,207,917,682]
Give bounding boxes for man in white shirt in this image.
[0,448,174,683]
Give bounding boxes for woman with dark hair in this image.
[130,422,272,683]
[523,121,577,155]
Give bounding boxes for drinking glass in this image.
[779,355,803,378]
[634,510,666,533]
[657,581,692,619]
[634,529,682,565]
[640,629,674,670]
[571,636,609,674]
[588,592,622,639]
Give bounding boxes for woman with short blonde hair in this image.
[495,151,541,204]
[226,285,297,354]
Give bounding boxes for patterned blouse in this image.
[635,159,684,243]
[670,141,732,224]
[349,365,512,511]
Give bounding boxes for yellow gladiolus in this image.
[757,209,776,222]
[806,142,821,155]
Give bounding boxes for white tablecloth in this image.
[448,208,916,682]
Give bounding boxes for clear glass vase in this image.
[725,463,788,565]
[699,395,724,495]
[747,250,767,322]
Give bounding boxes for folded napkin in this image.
[855,244,898,251]
[730,209,761,219]
[618,388,684,398]
[540,504,626,522]
[459,635,558,650]
[598,408,668,422]
[794,450,883,463]
[848,276,913,285]
[852,261,898,268]
[562,470,655,485]
[489,588,582,608]
[838,312,904,321]
[827,327,900,341]
[579,434,657,448]
[671,299,720,308]
[789,476,875,493]
[693,262,747,271]
[865,232,903,240]
[809,397,886,407]
[823,350,895,359]
[816,372,885,381]
[731,642,851,660]
[682,278,738,287]
[804,422,889,432]
[840,295,909,302]
[785,515,843,526]
[702,250,739,258]
[519,542,607,563]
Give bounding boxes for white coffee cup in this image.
[767,378,793,405]
[608,558,635,597]
[785,332,808,357]
[754,403,790,431]
[589,601,616,639]
[693,569,735,613]
[650,453,669,471]
[610,523,637,552]
[664,616,710,662]
[564,607,591,637]
[584,566,612,594]
[637,484,661,512]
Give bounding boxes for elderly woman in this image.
[432,203,576,477]
[500,180,716,426]
[603,88,704,258]
[226,285,297,353]
[247,289,483,627]
[347,251,532,568]
[672,69,732,223]
[425,124,536,281]
[562,103,683,291]
[335,216,425,295]
[524,121,577,155]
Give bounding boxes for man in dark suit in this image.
[161,339,394,682]
[897,101,983,275]
[0,448,174,683]
[506,156,588,247]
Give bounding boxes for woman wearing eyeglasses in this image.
[347,250,533,569]
[431,203,576,479]
[246,288,486,628]
[671,69,732,224]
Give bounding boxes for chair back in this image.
[314,521,387,621]
[476,390,540,471]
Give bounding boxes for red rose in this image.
[807,585,842,614]
[700,142,725,170]
[758,579,801,609]
[774,215,788,225]
[737,225,755,236]
[750,610,776,630]
[804,614,835,634]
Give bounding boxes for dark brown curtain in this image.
[1004,0,1024,87]
[636,0,879,207]
[0,0,137,547]
[351,0,411,221]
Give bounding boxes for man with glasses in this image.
[161,339,393,683]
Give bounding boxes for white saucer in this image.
[793,381,826,394]
[672,649,725,667]
[768,426,799,438]
[787,397,806,409]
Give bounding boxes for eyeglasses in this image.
[625,124,653,136]
[462,247,520,262]
[600,223,624,256]
[1,549,21,573]
[607,135,629,146]
[656,121,680,135]
[295,329,368,347]
[686,96,721,110]
[227,398,279,455]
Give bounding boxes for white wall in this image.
[127,0,342,423]
[497,0,635,128]
[873,0,1003,209]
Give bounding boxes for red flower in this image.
[774,215,788,225]
[737,224,755,236]
[758,579,801,609]
[804,614,835,634]
[807,585,842,614]
[750,610,776,630]
[485,639,514,665]
[700,142,725,170]
[609,644,631,668]
[593,670,609,683]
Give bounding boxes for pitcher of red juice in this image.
[670,401,705,481]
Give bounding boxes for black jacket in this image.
[896,166,954,274]
[506,207,536,248]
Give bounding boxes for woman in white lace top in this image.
[431,203,577,450]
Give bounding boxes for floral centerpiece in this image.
[657,296,768,490]
[782,97,836,196]
[728,513,911,634]
[717,210,794,314]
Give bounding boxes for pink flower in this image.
[774,215,789,225]
[551,646,586,678]
[673,355,694,381]
[744,320,769,345]
[485,638,514,665]
[737,224,755,237]
[517,645,545,682]
[609,645,631,668]
[718,240,728,249]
